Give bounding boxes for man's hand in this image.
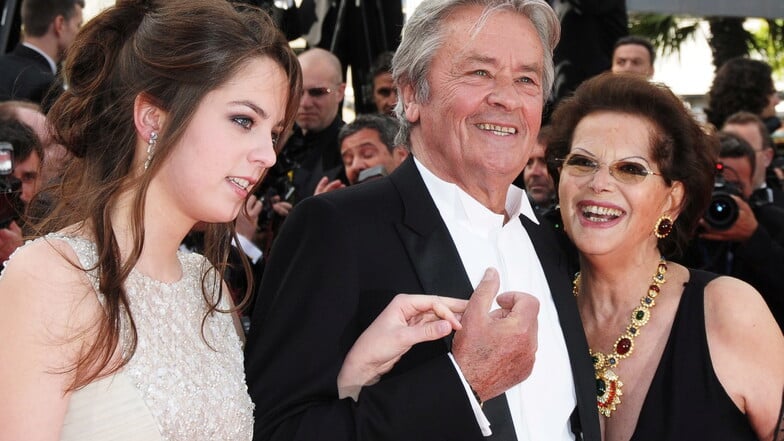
[337,294,467,400]
[270,195,293,217]
[236,195,262,238]
[699,195,758,242]
[0,222,24,262]
[313,176,346,196]
[452,268,539,402]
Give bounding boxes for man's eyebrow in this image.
[464,54,497,66]
[462,54,542,74]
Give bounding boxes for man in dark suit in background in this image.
[0,0,84,110]
[258,48,347,228]
[245,1,600,440]
[547,0,627,120]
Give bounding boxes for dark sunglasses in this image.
[305,87,335,97]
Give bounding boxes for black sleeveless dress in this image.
[630,269,757,440]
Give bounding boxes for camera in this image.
[704,165,741,231]
[357,165,388,184]
[0,142,23,229]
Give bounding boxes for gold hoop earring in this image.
[144,132,157,171]
[654,214,673,239]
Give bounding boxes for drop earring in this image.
[654,214,673,239]
[144,132,157,171]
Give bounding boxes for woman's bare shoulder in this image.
[704,275,776,330]
[1,235,101,324]
[704,275,784,440]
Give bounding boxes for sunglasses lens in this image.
[564,155,597,176]
[563,155,653,184]
[611,162,649,184]
[307,87,330,97]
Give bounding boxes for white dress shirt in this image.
[415,158,576,441]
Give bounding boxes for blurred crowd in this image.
[0,0,783,440]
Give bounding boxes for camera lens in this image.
[704,191,738,230]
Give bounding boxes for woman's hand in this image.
[337,294,467,400]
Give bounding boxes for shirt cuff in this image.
[233,234,263,264]
[448,353,492,436]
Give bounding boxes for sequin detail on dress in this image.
[47,234,253,441]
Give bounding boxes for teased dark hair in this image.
[547,72,717,257]
[706,57,775,129]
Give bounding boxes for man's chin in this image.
[529,189,551,201]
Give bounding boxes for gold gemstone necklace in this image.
[572,257,667,418]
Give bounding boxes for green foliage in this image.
[629,13,701,60]
[748,19,784,76]
[630,13,784,78]
[708,17,753,69]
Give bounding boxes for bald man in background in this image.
[259,48,348,224]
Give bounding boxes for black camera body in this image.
[704,172,741,231]
[0,142,23,229]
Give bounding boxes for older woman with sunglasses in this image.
[546,72,784,441]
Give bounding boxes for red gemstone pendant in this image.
[616,337,632,355]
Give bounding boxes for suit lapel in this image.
[387,162,600,440]
[388,158,517,440]
[520,215,601,441]
[389,158,473,300]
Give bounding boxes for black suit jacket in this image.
[547,0,627,120]
[0,44,61,109]
[245,157,600,441]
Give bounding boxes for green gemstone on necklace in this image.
[576,257,668,418]
[597,378,607,396]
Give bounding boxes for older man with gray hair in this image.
[245,1,600,440]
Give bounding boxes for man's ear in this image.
[761,147,774,169]
[400,83,420,124]
[52,15,66,37]
[336,82,347,102]
[133,93,166,141]
[392,146,409,165]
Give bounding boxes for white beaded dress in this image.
[22,234,254,441]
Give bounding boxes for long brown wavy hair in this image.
[36,0,302,391]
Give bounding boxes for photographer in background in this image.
[367,52,397,117]
[722,111,784,209]
[680,131,784,329]
[337,114,407,185]
[256,48,347,252]
[0,118,43,263]
[518,125,556,215]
